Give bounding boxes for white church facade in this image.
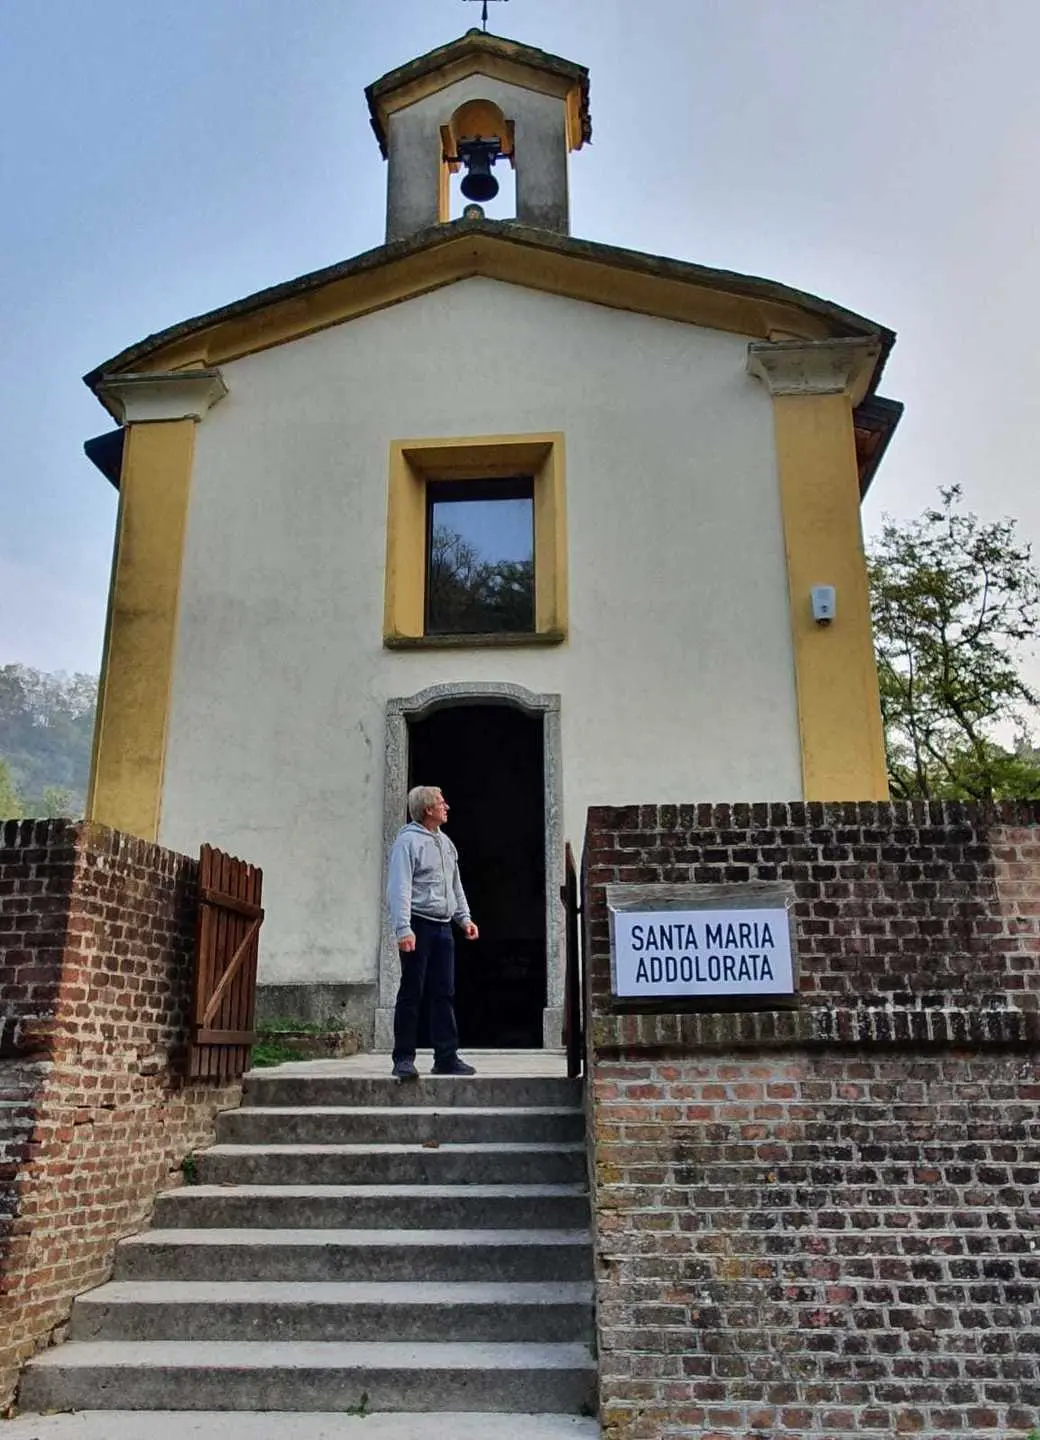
[83,29,902,1048]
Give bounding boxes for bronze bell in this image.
[458,138,500,203]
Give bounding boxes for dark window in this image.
[425,477,535,635]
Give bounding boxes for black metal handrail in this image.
[561,842,584,1080]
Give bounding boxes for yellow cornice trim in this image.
[86,419,196,840]
[747,337,881,407]
[97,369,227,424]
[112,234,843,386]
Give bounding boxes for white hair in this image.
[407,785,442,823]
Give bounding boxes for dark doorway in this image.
[408,704,546,1048]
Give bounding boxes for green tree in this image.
[41,785,78,819]
[0,665,96,815]
[868,486,1040,801]
[427,525,534,634]
[0,758,24,819]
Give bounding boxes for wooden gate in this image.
[188,845,264,1079]
[561,842,584,1080]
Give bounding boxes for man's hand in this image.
[398,934,416,952]
[462,922,479,941]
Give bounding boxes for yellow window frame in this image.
[383,433,567,647]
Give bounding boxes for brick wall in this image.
[584,801,1040,1440]
[0,821,241,1410]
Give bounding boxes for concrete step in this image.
[195,1142,586,1187]
[217,1105,584,1146]
[2,1413,601,1439]
[155,1183,590,1231]
[70,1280,595,1343]
[115,1228,594,1283]
[242,1075,583,1110]
[19,1340,598,1415]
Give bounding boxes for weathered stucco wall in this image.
[158,277,799,989]
[584,800,1040,1440]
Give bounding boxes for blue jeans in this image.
[392,917,459,1066]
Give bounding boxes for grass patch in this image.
[347,1391,370,1418]
[249,1015,349,1068]
[250,1036,308,1067]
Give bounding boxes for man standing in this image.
[386,785,480,1080]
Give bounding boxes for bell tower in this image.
[365,30,591,242]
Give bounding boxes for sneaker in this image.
[431,1057,476,1076]
[392,1059,419,1081]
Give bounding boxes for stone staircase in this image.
[18,1061,599,1434]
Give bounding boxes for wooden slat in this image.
[216,848,230,1081]
[191,846,214,1078]
[232,857,249,1077]
[189,849,202,1078]
[245,862,260,1063]
[199,886,264,921]
[223,860,238,1080]
[201,846,216,1079]
[219,847,233,1080]
[228,858,250,1075]
[239,861,260,1075]
[210,844,223,1080]
[203,844,216,1079]
[236,856,248,1076]
[210,845,223,1080]
[195,1029,257,1047]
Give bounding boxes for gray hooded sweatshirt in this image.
[386,822,472,941]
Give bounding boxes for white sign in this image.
[612,906,794,999]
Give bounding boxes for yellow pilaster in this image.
[748,339,890,802]
[87,371,226,839]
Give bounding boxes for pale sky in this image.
[3,0,1039,676]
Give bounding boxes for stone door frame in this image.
[374,681,564,1052]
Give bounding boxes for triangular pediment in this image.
[86,221,894,417]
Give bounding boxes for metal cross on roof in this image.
[464,0,508,33]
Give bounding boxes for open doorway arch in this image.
[375,682,563,1052]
